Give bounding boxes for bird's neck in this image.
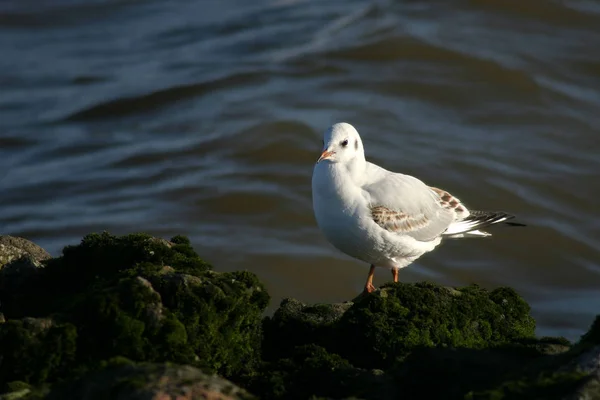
[326,156,366,192]
[344,156,367,185]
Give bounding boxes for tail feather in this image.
[443,210,524,237]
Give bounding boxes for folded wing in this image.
[363,172,455,242]
[363,169,517,241]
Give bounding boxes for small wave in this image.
[0,136,36,149]
[270,2,377,62]
[322,36,463,62]
[468,0,599,27]
[320,35,541,98]
[0,0,141,28]
[63,71,267,121]
[71,75,110,85]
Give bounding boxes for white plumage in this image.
[311,122,521,293]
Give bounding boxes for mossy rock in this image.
[248,344,396,400]
[465,371,591,400]
[580,316,600,346]
[148,268,270,376]
[0,232,270,392]
[390,338,573,400]
[264,282,536,371]
[257,282,564,400]
[335,282,535,368]
[3,231,600,400]
[0,318,77,390]
[0,233,210,318]
[262,298,352,361]
[39,233,213,309]
[44,360,257,400]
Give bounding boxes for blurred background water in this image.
[1,0,599,341]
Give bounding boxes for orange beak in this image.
[317,150,335,163]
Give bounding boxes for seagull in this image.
[311,122,524,293]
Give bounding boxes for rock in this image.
[580,316,600,347]
[0,236,51,271]
[148,267,270,377]
[0,382,33,400]
[264,282,536,371]
[45,361,256,400]
[0,317,77,389]
[396,336,577,400]
[248,344,398,400]
[0,388,31,400]
[255,283,556,399]
[257,282,594,400]
[557,317,600,400]
[3,231,600,400]
[465,371,590,400]
[460,325,599,400]
[560,346,600,375]
[339,282,536,368]
[262,298,352,361]
[0,237,51,318]
[559,346,600,400]
[134,276,165,328]
[0,232,270,393]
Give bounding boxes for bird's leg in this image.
[391,267,399,283]
[364,264,376,293]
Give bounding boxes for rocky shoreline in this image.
[0,233,598,400]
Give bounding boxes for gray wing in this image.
[362,170,455,242]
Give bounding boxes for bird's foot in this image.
[363,282,376,294]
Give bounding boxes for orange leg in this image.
[391,267,399,283]
[363,264,376,293]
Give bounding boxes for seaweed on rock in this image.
[0,318,77,390]
[0,232,269,392]
[248,344,397,400]
[263,281,537,371]
[258,282,595,400]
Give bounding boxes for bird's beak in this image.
[317,150,335,164]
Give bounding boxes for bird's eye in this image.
[341,139,348,147]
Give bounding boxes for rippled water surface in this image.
[2,0,600,340]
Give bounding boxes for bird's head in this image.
[316,122,364,165]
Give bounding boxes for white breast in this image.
[311,162,378,262]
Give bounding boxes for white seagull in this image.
[311,122,524,293]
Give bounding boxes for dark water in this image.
[2,0,600,341]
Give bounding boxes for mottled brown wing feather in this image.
[429,186,468,218]
[371,206,430,233]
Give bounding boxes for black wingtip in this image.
[465,210,527,231]
[504,221,527,227]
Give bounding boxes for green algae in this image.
[0,232,269,392]
[0,319,77,389]
[341,282,536,368]
[248,344,396,400]
[263,282,536,372]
